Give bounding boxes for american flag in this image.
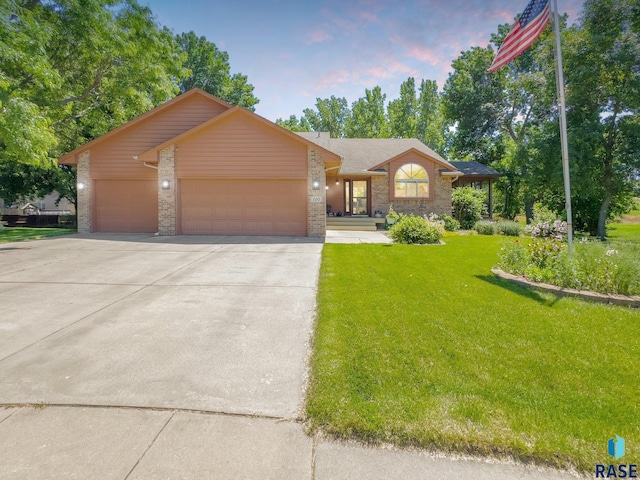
[488,0,551,72]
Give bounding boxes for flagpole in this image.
[551,0,573,253]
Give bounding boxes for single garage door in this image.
[95,180,158,233]
[180,179,307,236]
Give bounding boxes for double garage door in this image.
[94,179,307,236]
[180,179,307,236]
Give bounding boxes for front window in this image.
[395,163,429,198]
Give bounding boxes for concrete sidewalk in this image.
[0,405,582,479]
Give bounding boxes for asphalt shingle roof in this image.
[449,161,503,178]
[296,132,457,175]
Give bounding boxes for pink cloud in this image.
[364,58,419,80]
[307,28,333,44]
[359,10,378,22]
[315,69,360,90]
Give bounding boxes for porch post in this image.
[488,180,494,219]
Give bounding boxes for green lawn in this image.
[608,222,640,243]
[0,227,75,243]
[307,234,640,472]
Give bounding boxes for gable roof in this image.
[296,133,457,175]
[450,161,503,178]
[58,88,232,164]
[137,106,342,165]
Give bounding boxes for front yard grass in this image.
[0,227,75,243]
[307,234,640,472]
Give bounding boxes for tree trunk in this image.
[525,199,534,224]
[596,193,612,240]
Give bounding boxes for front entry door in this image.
[344,179,369,216]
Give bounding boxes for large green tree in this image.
[1,0,188,207]
[297,96,350,138]
[417,79,447,156]
[345,86,390,138]
[563,0,640,238]
[442,15,564,221]
[176,32,259,111]
[388,77,418,138]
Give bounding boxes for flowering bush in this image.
[425,213,460,231]
[389,215,444,244]
[498,238,640,295]
[525,220,568,240]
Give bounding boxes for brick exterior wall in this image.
[77,151,91,233]
[158,146,176,235]
[375,169,454,217]
[307,148,326,237]
[371,174,389,215]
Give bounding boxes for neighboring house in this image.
[58,88,462,237]
[1,193,75,215]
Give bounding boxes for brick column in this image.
[307,148,326,237]
[158,146,176,235]
[371,173,389,214]
[434,175,454,216]
[77,151,91,233]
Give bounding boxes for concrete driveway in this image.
[0,234,580,479]
[0,233,322,417]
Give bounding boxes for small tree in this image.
[452,187,487,229]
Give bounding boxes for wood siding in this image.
[91,94,227,179]
[175,114,308,179]
[94,180,158,232]
[179,179,307,236]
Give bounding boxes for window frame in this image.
[393,163,430,199]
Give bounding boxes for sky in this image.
[144,0,585,122]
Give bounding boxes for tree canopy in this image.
[1,0,259,206]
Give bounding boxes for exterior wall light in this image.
[312,178,320,190]
[77,182,85,191]
[325,185,329,190]
[161,179,170,190]
[335,180,339,185]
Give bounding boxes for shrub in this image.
[497,238,640,296]
[532,203,558,224]
[525,220,568,239]
[389,215,444,244]
[497,240,529,275]
[452,187,487,229]
[424,213,460,232]
[496,220,523,237]
[475,220,497,235]
[439,214,460,232]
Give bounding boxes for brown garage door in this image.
[180,179,307,236]
[94,180,158,233]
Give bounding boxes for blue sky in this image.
[144,0,584,122]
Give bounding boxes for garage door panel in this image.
[180,179,306,236]
[95,180,158,233]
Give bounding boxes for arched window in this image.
[394,163,429,198]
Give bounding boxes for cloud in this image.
[306,28,333,44]
[314,68,361,90]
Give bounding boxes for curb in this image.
[491,268,640,308]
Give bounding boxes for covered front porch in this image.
[325,171,386,230]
